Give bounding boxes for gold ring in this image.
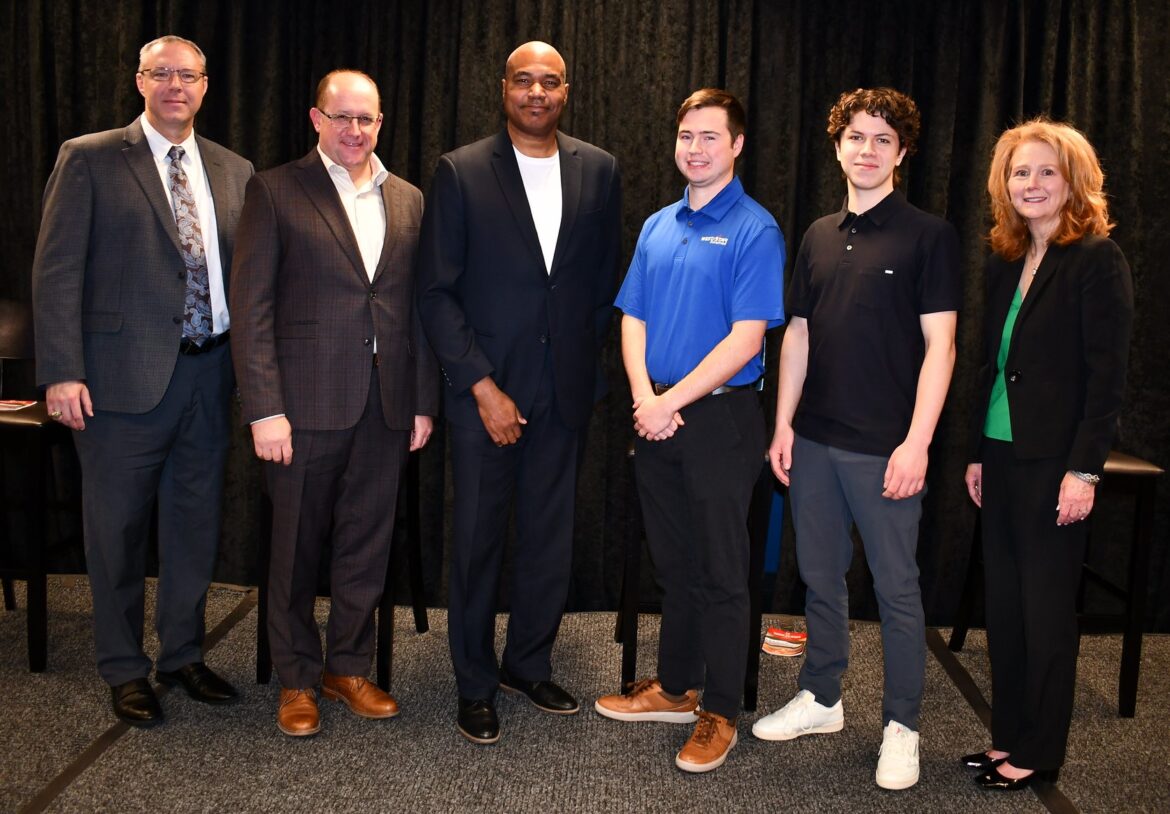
[49,410,63,419]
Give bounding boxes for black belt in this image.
[653,377,764,397]
[179,331,230,355]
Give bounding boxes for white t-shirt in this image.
[514,147,562,274]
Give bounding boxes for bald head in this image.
[505,41,566,82]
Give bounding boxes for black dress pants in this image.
[633,389,765,720]
[981,438,1087,770]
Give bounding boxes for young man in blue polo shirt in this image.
[752,88,960,790]
[594,88,784,773]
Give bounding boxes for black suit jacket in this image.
[971,235,1134,474]
[416,130,621,430]
[231,151,439,431]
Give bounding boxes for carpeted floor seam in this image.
[17,588,257,814]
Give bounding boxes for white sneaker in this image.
[751,689,844,741]
[875,720,920,790]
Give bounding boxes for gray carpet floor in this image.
[1,577,1167,813]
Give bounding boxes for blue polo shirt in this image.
[615,176,785,386]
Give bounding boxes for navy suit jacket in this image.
[970,235,1134,474]
[416,130,622,430]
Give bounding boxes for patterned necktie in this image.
[167,145,213,344]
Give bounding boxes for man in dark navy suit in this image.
[417,40,621,745]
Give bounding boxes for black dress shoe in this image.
[499,667,579,714]
[111,678,164,727]
[458,697,500,744]
[156,662,239,705]
[975,766,1059,790]
[961,751,1007,771]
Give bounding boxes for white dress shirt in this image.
[140,114,229,335]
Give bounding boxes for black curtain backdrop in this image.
[2,0,1167,629]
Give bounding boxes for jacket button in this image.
[369,290,377,300]
[1008,370,1021,383]
[178,272,185,279]
[539,334,548,344]
[173,316,182,324]
[363,338,371,346]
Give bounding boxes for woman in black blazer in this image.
[961,119,1134,790]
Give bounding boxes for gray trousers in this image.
[790,434,925,729]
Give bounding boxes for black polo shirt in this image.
[787,190,960,457]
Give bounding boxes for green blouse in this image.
[983,287,1023,441]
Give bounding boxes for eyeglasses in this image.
[139,67,206,84]
[318,110,382,130]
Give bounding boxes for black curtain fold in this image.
[3,0,1167,629]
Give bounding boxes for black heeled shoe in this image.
[975,766,1059,790]
[960,751,1007,771]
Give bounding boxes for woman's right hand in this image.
[964,463,983,508]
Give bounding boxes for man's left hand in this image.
[410,415,434,452]
[883,439,928,499]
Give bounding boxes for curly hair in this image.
[987,118,1114,260]
[826,88,920,186]
[677,88,746,142]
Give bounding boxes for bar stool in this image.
[615,442,773,712]
[0,298,79,671]
[948,450,1164,717]
[255,453,431,691]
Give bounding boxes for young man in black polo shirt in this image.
[751,88,960,791]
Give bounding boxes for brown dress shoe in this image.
[321,672,400,719]
[676,710,738,773]
[277,688,320,737]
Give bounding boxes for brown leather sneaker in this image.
[675,710,738,773]
[277,688,320,737]
[594,678,699,723]
[321,672,400,719]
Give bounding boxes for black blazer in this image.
[970,235,1134,474]
[416,130,622,431]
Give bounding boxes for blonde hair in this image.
[987,118,1113,259]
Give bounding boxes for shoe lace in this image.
[691,711,718,746]
[626,677,661,698]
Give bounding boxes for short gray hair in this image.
[138,35,207,72]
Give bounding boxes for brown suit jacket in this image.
[230,150,438,430]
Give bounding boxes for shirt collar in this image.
[316,146,389,192]
[678,175,745,222]
[140,113,198,162]
[834,188,907,230]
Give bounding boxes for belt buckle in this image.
[653,382,671,396]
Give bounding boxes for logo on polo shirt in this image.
[700,235,729,246]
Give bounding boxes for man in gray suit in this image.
[32,35,253,727]
[231,70,438,737]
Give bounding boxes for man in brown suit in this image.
[231,70,438,737]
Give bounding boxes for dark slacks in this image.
[72,344,233,686]
[265,365,410,690]
[447,361,579,699]
[790,434,926,729]
[634,390,765,720]
[981,438,1087,771]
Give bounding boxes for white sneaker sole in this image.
[751,717,844,741]
[594,701,698,723]
[675,731,738,773]
[876,769,920,790]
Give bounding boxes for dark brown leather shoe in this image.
[277,688,320,737]
[156,662,238,705]
[321,672,399,719]
[111,677,164,728]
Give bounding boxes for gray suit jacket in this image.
[230,150,439,431]
[32,118,253,412]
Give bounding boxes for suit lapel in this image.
[121,120,183,256]
[491,131,546,274]
[294,151,368,282]
[196,136,231,291]
[549,132,580,277]
[1016,242,1066,326]
[372,175,401,282]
